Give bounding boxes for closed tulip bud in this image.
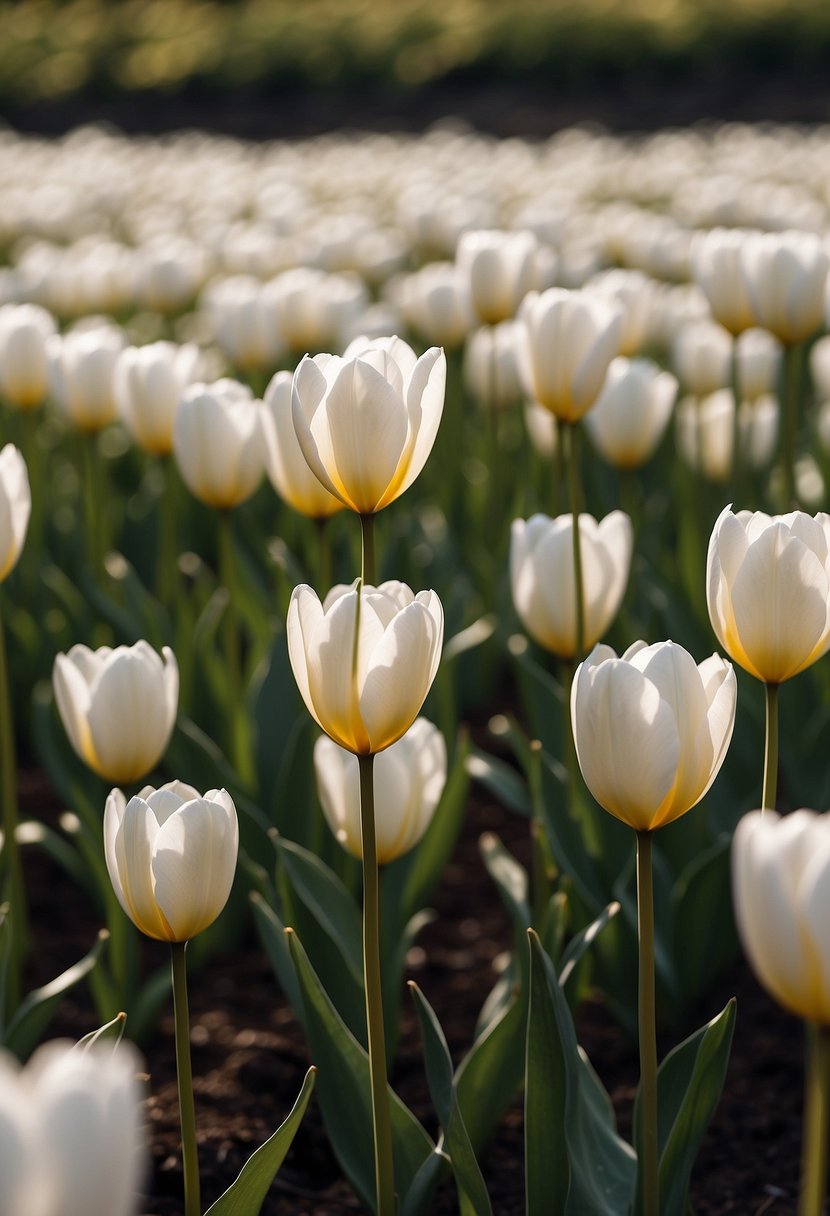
[586,268,659,357]
[672,319,732,397]
[735,327,782,401]
[291,336,445,515]
[0,445,31,581]
[173,378,266,508]
[463,322,524,411]
[511,512,632,659]
[270,267,368,354]
[571,640,736,831]
[0,1039,144,1216]
[53,640,178,783]
[104,780,238,941]
[47,324,125,432]
[732,809,830,1024]
[707,505,830,684]
[314,718,446,863]
[691,227,758,336]
[205,276,283,372]
[137,234,208,313]
[742,230,829,345]
[675,391,778,482]
[114,340,205,456]
[392,262,474,349]
[456,229,539,325]
[287,580,443,755]
[584,357,677,469]
[262,371,343,519]
[524,400,558,459]
[0,304,57,410]
[517,288,623,423]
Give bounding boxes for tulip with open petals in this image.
[53,640,178,784]
[104,780,238,942]
[707,506,830,684]
[314,718,446,864]
[511,512,632,659]
[287,580,443,755]
[262,370,343,519]
[571,640,736,832]
[0,445,30,582]
[291,336,445,515]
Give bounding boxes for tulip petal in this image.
[152,796,238,941]
[322,358,409,511]
[109,796,171,940]
[359,600,442,752]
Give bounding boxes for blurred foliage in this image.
[0,0,826,106]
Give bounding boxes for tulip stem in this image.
[564,422,585,661]
[315,516,331,596]
[799,1021,830,1216]
[0,604,24,1013]
[170,941,200,1216]
[636,829,659,1216]
[218,509,250,785]
[360,513,376,586]
[762,681,779,813]
[782,341,803,509]
[357,751,396,1216]
[82,432,103,576]
[158,456,178,613]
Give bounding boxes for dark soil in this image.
[18,765,805,1216]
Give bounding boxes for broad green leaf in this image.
[480,833,530,964]
[286,928,437,1214]
[558,900,620,989]
[456,990,526,1154]
[466,748,531,817]
[5,930,107,1058]
[275,837,363,985]
[409,983,492,1216]
[250,892,302,1015]
[204,1066,316,1215]
[672,837,737,1006]
[526,929,568,1214]
[633,999,736,1216]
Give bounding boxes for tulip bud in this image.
[114,340,205,456]
[390,261,474,349]
[456,229,540,325]
[571,640,736,832]
[0,304,57,410]
[732,809,830,1024]
[291,336,445,515]
[523,400,558,459]
[707,505,830,684]
[314,718,446,864]
[47,324,125,432]
[586,268,660,357]
[671,319,732,398]
[691,227,759,336]
[675,391,778,482]
[584,357,677,469]
[262,371,344,519]
[741,230,829,345]
[463,322,524,411]
[104,780,238,941]
[0,1038,144,1216]
[735,327,782,402]
[53,640,178,784]
[0,445,31,581]
[511,512,632,659]
[287,580,443,755]
[173,378,266,508]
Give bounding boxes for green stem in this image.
[360,513,376,586]
[799,1022,830,1216]
[82,433,102,575]
[636,829,659,1216]
[0,605,24,1011]
[357,752,395,1216]
[315,516,331,596]
[218,510,250,784]
[564,422,585,661]
[730,340,745,500]
[157,456,178,612]
[171,942,200,1216]
[762,682,779,813]
[782,341,803,509]
[552,419,564,516]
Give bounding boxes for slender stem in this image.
[218,510,250,784]
[82,432,101,575]
[170,942,200,1216]
[730,340,745,500]
[799,1022,830,1216]
[360,513,376,587]
[636,829,659,1216]
[565,422,585,661]
[782,342,803,509]
[527,740,554,926]
[315,516,331,596]
[157,456,178,611]
[0,605,24,1011]
[551,417,563,516]
[762,682,779,813]
[357,751,395,1216]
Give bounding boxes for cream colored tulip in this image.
[47,324,125,432]
[586,268,659,357]
[517,288,622,423]
[691,227,758,336]
[571,640,736,832]
[104,780,238,942]
[287,580,443,755]
[741,230,828,345]
[173,378,265,508]
[707,505,830,684]
[463,322,524,411]
[314,718,446,864]
[732,809,830,1024]
[0,445,31,581]
[262,371,343,519]
[0,304,57,410]
[53,640,178,783]
[510,512,632,659]
[671,319,732,397]
[0,1039,144,1216]
[114,340,205,456]
[735,327,782,401]
[585,357,677,469]
[675,391,778,482]
[456,229,539,325]
[523,400,558,459]
[391,261,474,349]
[291,336,445,515]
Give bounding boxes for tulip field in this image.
[3,116,830,1216]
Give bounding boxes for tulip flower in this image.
[691,227,758,336]
[510,512,632,659]
[456,228,539,325]
[114,340,205,457]
[463,321,525,412]
[672,319,732,398]
[262,371,344,519]
[741,230,829,347]
[586,267,659,357]
[0,304,57,411]
[732,809,830,1214]
[735,327,782,402]
[287,580,443,756]
[172,378,266,509]
[675,391,778,483]
[0,445,31,583]
[314,718,446,864]
[584,357,677,470]
[46,324,125,433]
[53,640,178,784]
[0,1039,144,1216]
[391,260,474,349]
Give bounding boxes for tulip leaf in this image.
[250,634,307,831]
[456,987,527,1154]
[632,999,736,1216]
[480,832,531,960]
[249,892,302,1015]
[672,836,737,1005]
[286,928,437,1214]
[5,930,108,1059]
[274,837,363,984]
[466,747,532,817]
[204,1066,316,1215]
[409,982,493,1216]
[558,900,621,990]
[442,615,497,663]
[526,931,637,1215]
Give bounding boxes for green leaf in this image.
[558,901,620,990]
[5,930,108,1058]
[249,892,302,1020]
[275,837,363,985]
[286,928,437,1214]
[672,837,737,1006]
[480,833,531,963]
[466,748,531,817]
[633,999,736,1216]
[442,615,497,663]
[204,1066,317,1215]
[456,990,527,1154]
[526,931,637,1215]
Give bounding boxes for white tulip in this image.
[173,378,266,508]
[262,371,344,519]
[741,229,829,345]
[584,357,677,469]
[735,327,782,401]
[672,319,732,397]
[47,324,125,432]
[0,445,31,581]
[456,229,539,325]
[115,341,205,456]
[691,227,758,336]
[0,304,57,410]
[463,322,524,410]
